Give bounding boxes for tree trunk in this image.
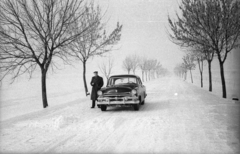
[200,71,203,88]
[82,60,89,96]
[219,62,227,98]
[142,70,144,82]
[41,69,48,108]
[200,59,203,88]
[207,60,212,92]
[145,71,147,81]
[190,69,193,83]
[148,70,150,81]
[197,59,203,88]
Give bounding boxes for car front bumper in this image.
[97,97,139,105]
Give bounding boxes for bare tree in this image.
[168,0,240,98]
[174,63,187,80]
[145,60,152,81]
[195,53,205,88]
[211,0,240,98]
[155,63,163,78]
[67,4,122,96]
[197,47,215,91]
[183,54,195,83]
[122,54,139,75]
[190,45,211,89]
[122,56,132,74]
[188,44,214,90]
[0,0,88,108]
[152,61,161,79]
[145,59,158,81]
[98,56,114,81]
[130,54,139,74]
[138,57,148,82]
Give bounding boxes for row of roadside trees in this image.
[174,53,196,84]
[122,54,169,82]
[168,0,240,98]
[0,0,122,108]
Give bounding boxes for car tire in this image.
[139,96,145,105]
[101,105,107,111]
[141,98,145,105]
[133,104,139,111]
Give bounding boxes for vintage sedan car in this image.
[97,74,147,111]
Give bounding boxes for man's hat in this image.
[93,71,98,73]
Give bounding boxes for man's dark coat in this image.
[90,76,104,100]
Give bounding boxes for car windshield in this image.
[108,77,137,86]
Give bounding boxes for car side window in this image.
[137,78,141,85]
[108,78,114,86]
[137,78,140,85]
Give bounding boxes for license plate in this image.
[110,101,123,104]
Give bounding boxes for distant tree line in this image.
[169,0,240,98]
[122,54,169,82]
[0,0,122,108]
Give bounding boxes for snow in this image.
[185,48,240,100]
[0,48,239,153]
[0,76,239,153]
[0,60,97,121]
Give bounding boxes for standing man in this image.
[90,71,104,108]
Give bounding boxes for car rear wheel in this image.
[133,104,139,111]
[101,105,107,111]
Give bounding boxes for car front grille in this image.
[110,97,124,101]
[105,96,124,101]
[99,96,134,102]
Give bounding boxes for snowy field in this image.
[0,59,103,121]
[0,66,83,121]
[0,76,239,154]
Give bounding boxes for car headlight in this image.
[97,90,103,96]
[131,89,137,95]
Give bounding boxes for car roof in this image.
[110,74,140,78]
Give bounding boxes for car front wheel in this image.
[141,98,145,105]
[133,104,139,111]
[101,105,107,111]
[140,96,145,105]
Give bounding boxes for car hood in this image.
[101,84,137,94]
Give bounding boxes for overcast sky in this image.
[93,0,184,73]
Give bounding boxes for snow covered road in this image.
[0,76,239,153]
